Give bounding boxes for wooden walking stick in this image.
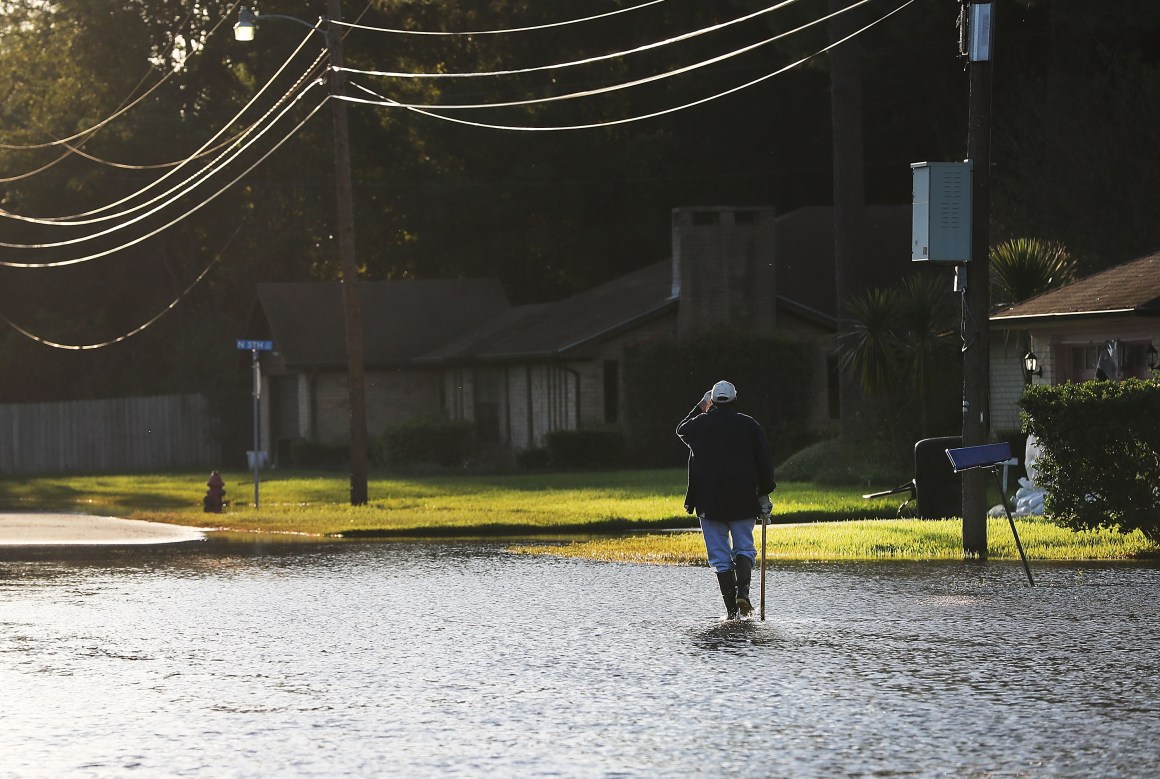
[759,511,768,621]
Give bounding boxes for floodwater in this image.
[1,540,1158,778]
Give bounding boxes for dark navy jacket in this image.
[676,404,776,523]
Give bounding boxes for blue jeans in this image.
[699,516,756,573]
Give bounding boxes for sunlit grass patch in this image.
[2,470,1155,560]
[513,516,1157,563]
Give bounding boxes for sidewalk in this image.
[0,513,206,546]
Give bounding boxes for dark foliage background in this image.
[622,332,819,467]
[1,0,1157,408]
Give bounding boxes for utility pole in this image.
[327,0,369,505]
[233,3,368,505]
[961,1,994,555]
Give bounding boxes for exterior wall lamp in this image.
[1148,343,1158,372]
[1023,350,1042,380]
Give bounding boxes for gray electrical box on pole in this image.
[911,161,973,262]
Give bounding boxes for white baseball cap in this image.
[711,380,736,403]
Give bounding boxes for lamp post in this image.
[236,2,369,505]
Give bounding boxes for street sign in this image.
[237,339,273,509]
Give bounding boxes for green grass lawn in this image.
[514,516,1157,563]
[0,469,901,535]
[0,468,1154,560]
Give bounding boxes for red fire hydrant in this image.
[203,470,226,513]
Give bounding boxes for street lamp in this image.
[232,7,257,41]
[235,2,370,506]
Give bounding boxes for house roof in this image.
[991,250,1160,326]
[417,260,677,363]
[252,280,510,368]
[248,205,914,369]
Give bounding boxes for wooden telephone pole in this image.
[327,0,369,505]
[961,1,994,556]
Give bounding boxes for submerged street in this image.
[2,540,1157,777]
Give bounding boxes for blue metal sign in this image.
[236,340,274,351]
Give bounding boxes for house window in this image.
[1121,342,1152,378]
[1065,341,1151,381]
[473,367,503,442]
[603,360,619,424]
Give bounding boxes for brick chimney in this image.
[672,207,776,338]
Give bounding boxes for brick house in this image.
[245,279,510,452]
[245,205,912,460]
[990,249,1160,431]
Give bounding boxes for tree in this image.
[992,1,1160,273]
[989,237,1075,308]
[836,271,959,446]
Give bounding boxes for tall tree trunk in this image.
[830,0,867,442]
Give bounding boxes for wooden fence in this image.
[0,394,220,475]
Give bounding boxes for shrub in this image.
[1019,379,1160,543]
[374,415,475,468]
[777,438,909,486]
[545,429,626,469]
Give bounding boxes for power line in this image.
[0,41,326,225]
[340,0,916,131]
[332,0,669,36]
[0,92,329,267]
[0,196,257,350]
[0,3,206,180]
[336,0,806,81]
[344,0,873,111]
[0,0,246,151]
[0,70,325,249]
[1,252,216,350]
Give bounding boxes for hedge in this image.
[1019,379,1160,543]
[373,415,475,468]
[545,429,626,469]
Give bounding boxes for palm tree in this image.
[837,272,959,440]
[990,237,1076,386]
[837,287,899,397]
[893,273,959,434]
[990,238,1076,308]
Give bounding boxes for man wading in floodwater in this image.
[677,380,776,620]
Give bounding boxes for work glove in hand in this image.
[758,494,773,522]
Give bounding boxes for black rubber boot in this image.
[716,570,739,620]
[734,555,753,617]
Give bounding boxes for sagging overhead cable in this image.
[332,0,671,36]
[336,0,809,81]
[1,35,325,225]
[339,0,917,132]
[0,92,329,267]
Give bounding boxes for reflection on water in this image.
[2,540,1159,778]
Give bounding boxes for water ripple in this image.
[0,544,1157,777]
